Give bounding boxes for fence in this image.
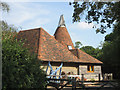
[46,74,102,81]
[46,74,119,90]
[46,73,113,81]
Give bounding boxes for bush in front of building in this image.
[2,30,46,89]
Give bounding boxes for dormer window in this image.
[68,45,72,50]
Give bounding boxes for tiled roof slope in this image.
[70,49,103,64]
[54,27,75,49]
[38,28,78,61]
[17,28,40,54]
[17,28,78,61]
[17,28,103,64]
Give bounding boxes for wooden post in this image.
[81,74,85,88]
[46,62,49,73]
[110,73,113,80]
[102,73,104,81]
[81,74,84,82]
[72,79,76,90]
[98,74,100,81]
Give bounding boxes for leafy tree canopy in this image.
[80,46,102,59]
[70,1,120,33]
[71,1,120,79]
[101,22,120,78]
[1,21,18,31]
[0,2,10,12]
[75,41,82,49]
[2,29,46,89]
[1,2,47,88]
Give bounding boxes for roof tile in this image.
[17,27,103,64]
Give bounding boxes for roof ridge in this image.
[19,27,41,32]
[37,27,52,59]
[37,28,41,58]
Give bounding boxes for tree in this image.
[75,41,82,49]
[101,22,120,79]
[95,47,103,60]
[0,2,17,32]
[1,2,46,89]
[0,2,11,89]
[2,30,46,89]
[1,21,18,31]
[80,46,102,59]
[80,46,96,57]
[70,1,120,33]
[70,1,120,79]
[0,2,10,12]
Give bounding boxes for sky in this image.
[2,1,113,48]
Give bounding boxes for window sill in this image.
[87,71,94,73]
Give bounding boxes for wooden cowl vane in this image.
[54,15,75,49]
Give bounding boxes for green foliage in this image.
[80,46,102,59]
[76,23,120,79]
[71,1,120,79]
[80,46,95,55]
[75,41,82,49]
[95,48,103,60]
[1,2,46,89]
[1,21,18,31]
[2,30,46,89]
[0,2,10,12]
[101,22,120,79]
[70,1,120,33]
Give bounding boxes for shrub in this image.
[2,30,46,89]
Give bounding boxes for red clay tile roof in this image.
[37,28,78,61]
[54,27,75,49]
[17,28,40,54]
[17,27,103,64]
[70,49,103,64]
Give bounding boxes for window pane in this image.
[87,65,94,72]
[87,65,90,71]
[68,45,72,49]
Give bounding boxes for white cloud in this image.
[69,22,94,31]
[68,22,105,48]
[21,18,50,30]
[2,2,50,26]
[70,32,90,47]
